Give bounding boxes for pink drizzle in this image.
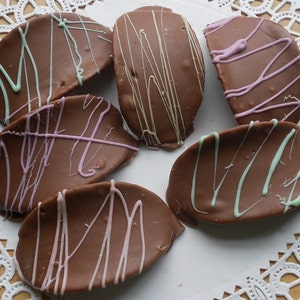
[31,180,145,294]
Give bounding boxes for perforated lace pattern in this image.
[0,0,95,33]
[0,1,300,299]
[0,240,41,299]
[212,0,300,47]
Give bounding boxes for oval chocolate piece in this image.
[166,120,300,225]
[204,16,300,124]
[15,180,184,295]
[0,12,112,125]
[113,6,205,149]
[0,95,139,219]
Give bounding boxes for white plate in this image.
[1,1,300,299]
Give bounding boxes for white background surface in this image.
[1,1,300,299]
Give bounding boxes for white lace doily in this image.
[0,244,40,300]
[0,0,95,34]
[0,1,300,300]
[214,234,300,300]
[1,0,300,46]
[211,0,300,47]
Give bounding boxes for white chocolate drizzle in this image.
[114,7,204,147]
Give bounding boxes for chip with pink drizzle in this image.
[14,180,184,295]
[0,94,139,219]
[204,16,300,124]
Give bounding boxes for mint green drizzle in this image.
[58,19,68,29]
[0,79,10,122]
[1,13,98,123]
[46,16,54,104]
[0,40,23,93]
[51,14,84,85]
[262,128,296,196]
[285,194,300,208]
[234,120,278,218]
[191,121,256,214]
[1,22,42,122]
[18,25,42,110]
[280,170,300,212]
[189,119,299,220]
[0,25,26,121]
[210,133,220,207]
[191,132,219,213]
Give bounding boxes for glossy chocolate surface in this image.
[0,13,112,125]
[15,180,184,295]
[113,6,205,149]
[0,95,138,219]
[204,16,300,124]
[166,120,300,225]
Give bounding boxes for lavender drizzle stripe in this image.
[204,17,300,121]
[0,95,138,214]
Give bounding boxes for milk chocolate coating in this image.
[0,13,112,125]
[166,120,300,225]
[15,180,184,295]
[0,95,139,219]
[204,16,300,124]
[113,6,205,149]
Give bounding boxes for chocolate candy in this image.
[166,120,300,225]
[204,16,300,124]
[0,13,112,125]
[15,180,184,295]
[113,6,205,149]
[0,95,138,219]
